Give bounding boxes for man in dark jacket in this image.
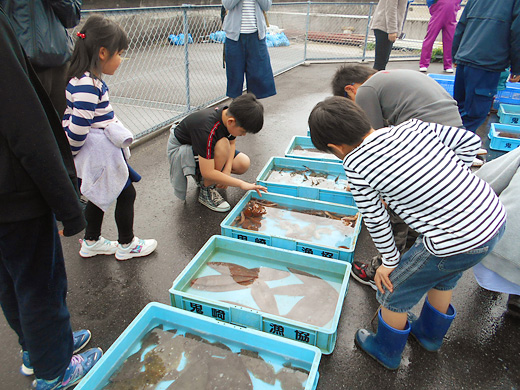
[0,0,82,117]
[452,0,520,133]
[0,8,102,389]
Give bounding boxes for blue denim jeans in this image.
[377,223,506,313]
[225,32,277,99]
[0,212,73,380]
[453,64,501,133]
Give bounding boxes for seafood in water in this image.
[190,262,339,327]
[104,327,308,390]
[233,200,358,245]
[190,262,290,294]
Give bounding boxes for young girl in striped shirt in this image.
[308,96,506,370]
[64,15,157,261]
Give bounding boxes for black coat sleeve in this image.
[0,8,85,236]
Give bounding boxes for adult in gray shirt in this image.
[331,64,467,290]
[332,65,463,129]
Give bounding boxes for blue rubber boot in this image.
[355,310,410,370]
[409,298,456,352]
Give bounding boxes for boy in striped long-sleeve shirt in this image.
[308,96,506,370]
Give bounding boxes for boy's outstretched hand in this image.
[240,182,268,196]
[375,265,394,294]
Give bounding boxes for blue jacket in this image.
[452,0,520,74]
[0,0,81,68]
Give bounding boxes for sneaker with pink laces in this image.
[115,236,157,261]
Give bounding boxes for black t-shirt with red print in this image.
[174,106,236,159]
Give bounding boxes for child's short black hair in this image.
[331,64,377,99]
[308,96,372,151]
[227,93,264,134]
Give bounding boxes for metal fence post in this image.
[303,0,311,62]
[183,6,191,111]
[362,3,374,62]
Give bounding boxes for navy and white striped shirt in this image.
[344,119,506,268]
[63,72,118,155]
[240,0,258,33]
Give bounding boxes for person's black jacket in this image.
[0,0,81,68]
[0,7,85,236]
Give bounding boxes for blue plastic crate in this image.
[428,73,455,96]
[75,303,321,390]
[285,136,342,164]
[494,83,520,109]
[489,123,520,152]
[169,235,351,354]
[498,104,520,125]
[221,191,361,263]
[256,157,355,206]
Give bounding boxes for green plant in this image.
[365,42,375,51]
[431,47,443,62]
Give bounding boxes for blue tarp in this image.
[208,30,290,47]
[168,33,193,45]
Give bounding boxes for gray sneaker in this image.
[198,185,230,212]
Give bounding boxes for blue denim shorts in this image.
[377,223,506,313]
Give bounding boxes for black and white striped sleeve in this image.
[426,121,481,167]
[345,168,401,267]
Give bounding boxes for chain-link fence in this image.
[78,2,458,138]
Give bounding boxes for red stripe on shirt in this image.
[206,121,221,159]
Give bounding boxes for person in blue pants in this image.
[0,8,102,390]
[452,0,520,133]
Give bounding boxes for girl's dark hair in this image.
[308,96,372,151]
[68,15,129,80]
[331,64,377,99]
[227,93,264,134]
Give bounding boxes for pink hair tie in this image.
[76,32,86,39]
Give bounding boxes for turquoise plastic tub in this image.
[489,123,520,152]
[428,73,455,96]
[256,157,355,206]
[285,136,342,164]
[220,191,361,263]
[495,83,520,108]
[169,235,351,354]
[75,302,321,390]
[498,104,520,125]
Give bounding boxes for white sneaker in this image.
[419,67,428,72]
[79,236,118,258]
[472,157,484,167]
[115,236,157,261]
[477,148,488,155]
[444,68,454,73]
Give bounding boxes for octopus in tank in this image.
[104,327,308,390]
[190,262,339,327]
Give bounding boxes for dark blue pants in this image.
[453,64,500,133]
[0,212,73,380]
[225,32,277,99]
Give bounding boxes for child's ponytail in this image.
[68,15,129,80]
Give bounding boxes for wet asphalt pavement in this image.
[1,61,519,390]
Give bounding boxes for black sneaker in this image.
[351,256,381,291]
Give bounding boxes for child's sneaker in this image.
[351,256,381,291]
[21,330,92,376]
[115,236,157,261]
[32,348,103,390]
[79,236,118,258]
[198,185,230,212]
